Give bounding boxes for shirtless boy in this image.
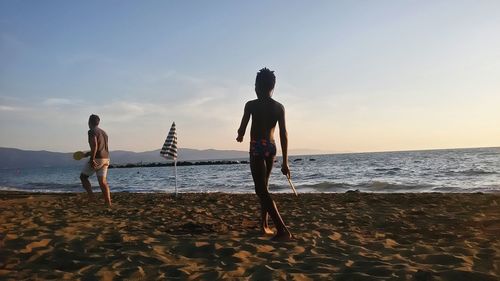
[236,68,292,241]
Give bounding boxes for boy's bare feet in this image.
[261,226,274,235]
[271,231,294,241]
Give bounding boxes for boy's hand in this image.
[236,134,243,142]
[281,163,290,178]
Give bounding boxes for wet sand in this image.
[0,191,499,280]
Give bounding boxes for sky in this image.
[1,1,499,153]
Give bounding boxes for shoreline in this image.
[1,192,499,280]
[1,188,499,194]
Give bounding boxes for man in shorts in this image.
[80,114,112,207]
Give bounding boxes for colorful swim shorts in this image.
[250,139,277,158]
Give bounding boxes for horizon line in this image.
[1,145,498,156]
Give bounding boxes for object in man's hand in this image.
[73,151,85,160]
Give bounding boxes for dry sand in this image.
[0,191,499,280]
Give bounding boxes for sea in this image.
[0,147,499,194]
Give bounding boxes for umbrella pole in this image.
[174,159,178,197]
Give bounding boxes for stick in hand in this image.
[282,165,298,196]
[286,175,298,196]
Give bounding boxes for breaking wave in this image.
[299,181,435,193]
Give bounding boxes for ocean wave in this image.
[303,173,325,179]
[445,169,497,176]
[373,167,402,172]
[299,181,499,193]
[359,181,433,192]
[27,182,82,190]
[0,182,83,193]
[0,185,25,192]
[301,182,350,190]
[300,181,433,193]
[372,167,403,175]
[0,185,76,193]
[431,186,500,193]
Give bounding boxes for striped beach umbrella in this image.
[161,122,177,160]
[161,122,178,195]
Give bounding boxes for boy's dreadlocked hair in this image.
[255,67,276,98]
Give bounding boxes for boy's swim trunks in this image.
[250,139,277,158]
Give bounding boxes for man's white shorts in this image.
[81,158,110,178]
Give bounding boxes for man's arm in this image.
[88,132,98,168]
[236,102,251,142]
[278,104,290,177]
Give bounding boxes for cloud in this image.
[0,105,23,111]
[141,70,177,84]
[0,72,272,150]
[42,98,79,106]
[97,101,167,122]
[0,96,28,112]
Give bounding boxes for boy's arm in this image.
[278,104,290,177]
[236,102,251,142]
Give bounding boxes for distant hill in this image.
[110,148,248,164]
[0,147,248,169]
[0,147,76,169]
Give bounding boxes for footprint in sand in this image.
[328,232,342,241]
[383,238,399,248]
[19,239,51,253]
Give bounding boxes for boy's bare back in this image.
[237,98,285,143]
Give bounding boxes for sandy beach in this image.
[0,191,498,280]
